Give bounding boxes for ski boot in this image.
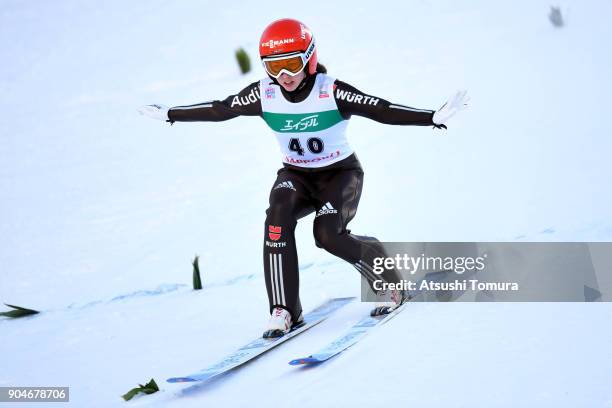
[263,307,304,338]
[370,289,410,317]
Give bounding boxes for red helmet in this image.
[259,18,318,75]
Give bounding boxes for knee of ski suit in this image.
[265,202,299,228]
[313,221,356,262]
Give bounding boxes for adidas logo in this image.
[316,202,338,217]
[273,181,296,191]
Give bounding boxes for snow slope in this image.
[1,0,611,406]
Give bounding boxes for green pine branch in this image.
[0,304,40,318]
[235,47,251,74]
[193,255,202,290]
[122,378,159,401]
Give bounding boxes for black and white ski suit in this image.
[168,69,441,322]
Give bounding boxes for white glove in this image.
[432,90,470,126]
[138,104,169,121]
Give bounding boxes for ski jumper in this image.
[168,72,439,322]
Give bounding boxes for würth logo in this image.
[316,202,338,217]
[268,225,282,241]
[335,89,379,106]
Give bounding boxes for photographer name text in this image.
[373,279,519,292]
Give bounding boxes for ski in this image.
[167,297,354,383]
[288,301,408,366]
[289,270,463,366]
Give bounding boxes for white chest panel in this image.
[260,74,353,168]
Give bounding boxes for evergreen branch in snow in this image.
[235,47,251,74]
[193,255,203,290]
[0,303,40,318]
[121,378,159,401]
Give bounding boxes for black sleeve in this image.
[168,81,262,123]
[334,79,441,127]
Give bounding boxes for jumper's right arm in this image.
[138,81,262,123]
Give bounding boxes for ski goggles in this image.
[261,38,316,79]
